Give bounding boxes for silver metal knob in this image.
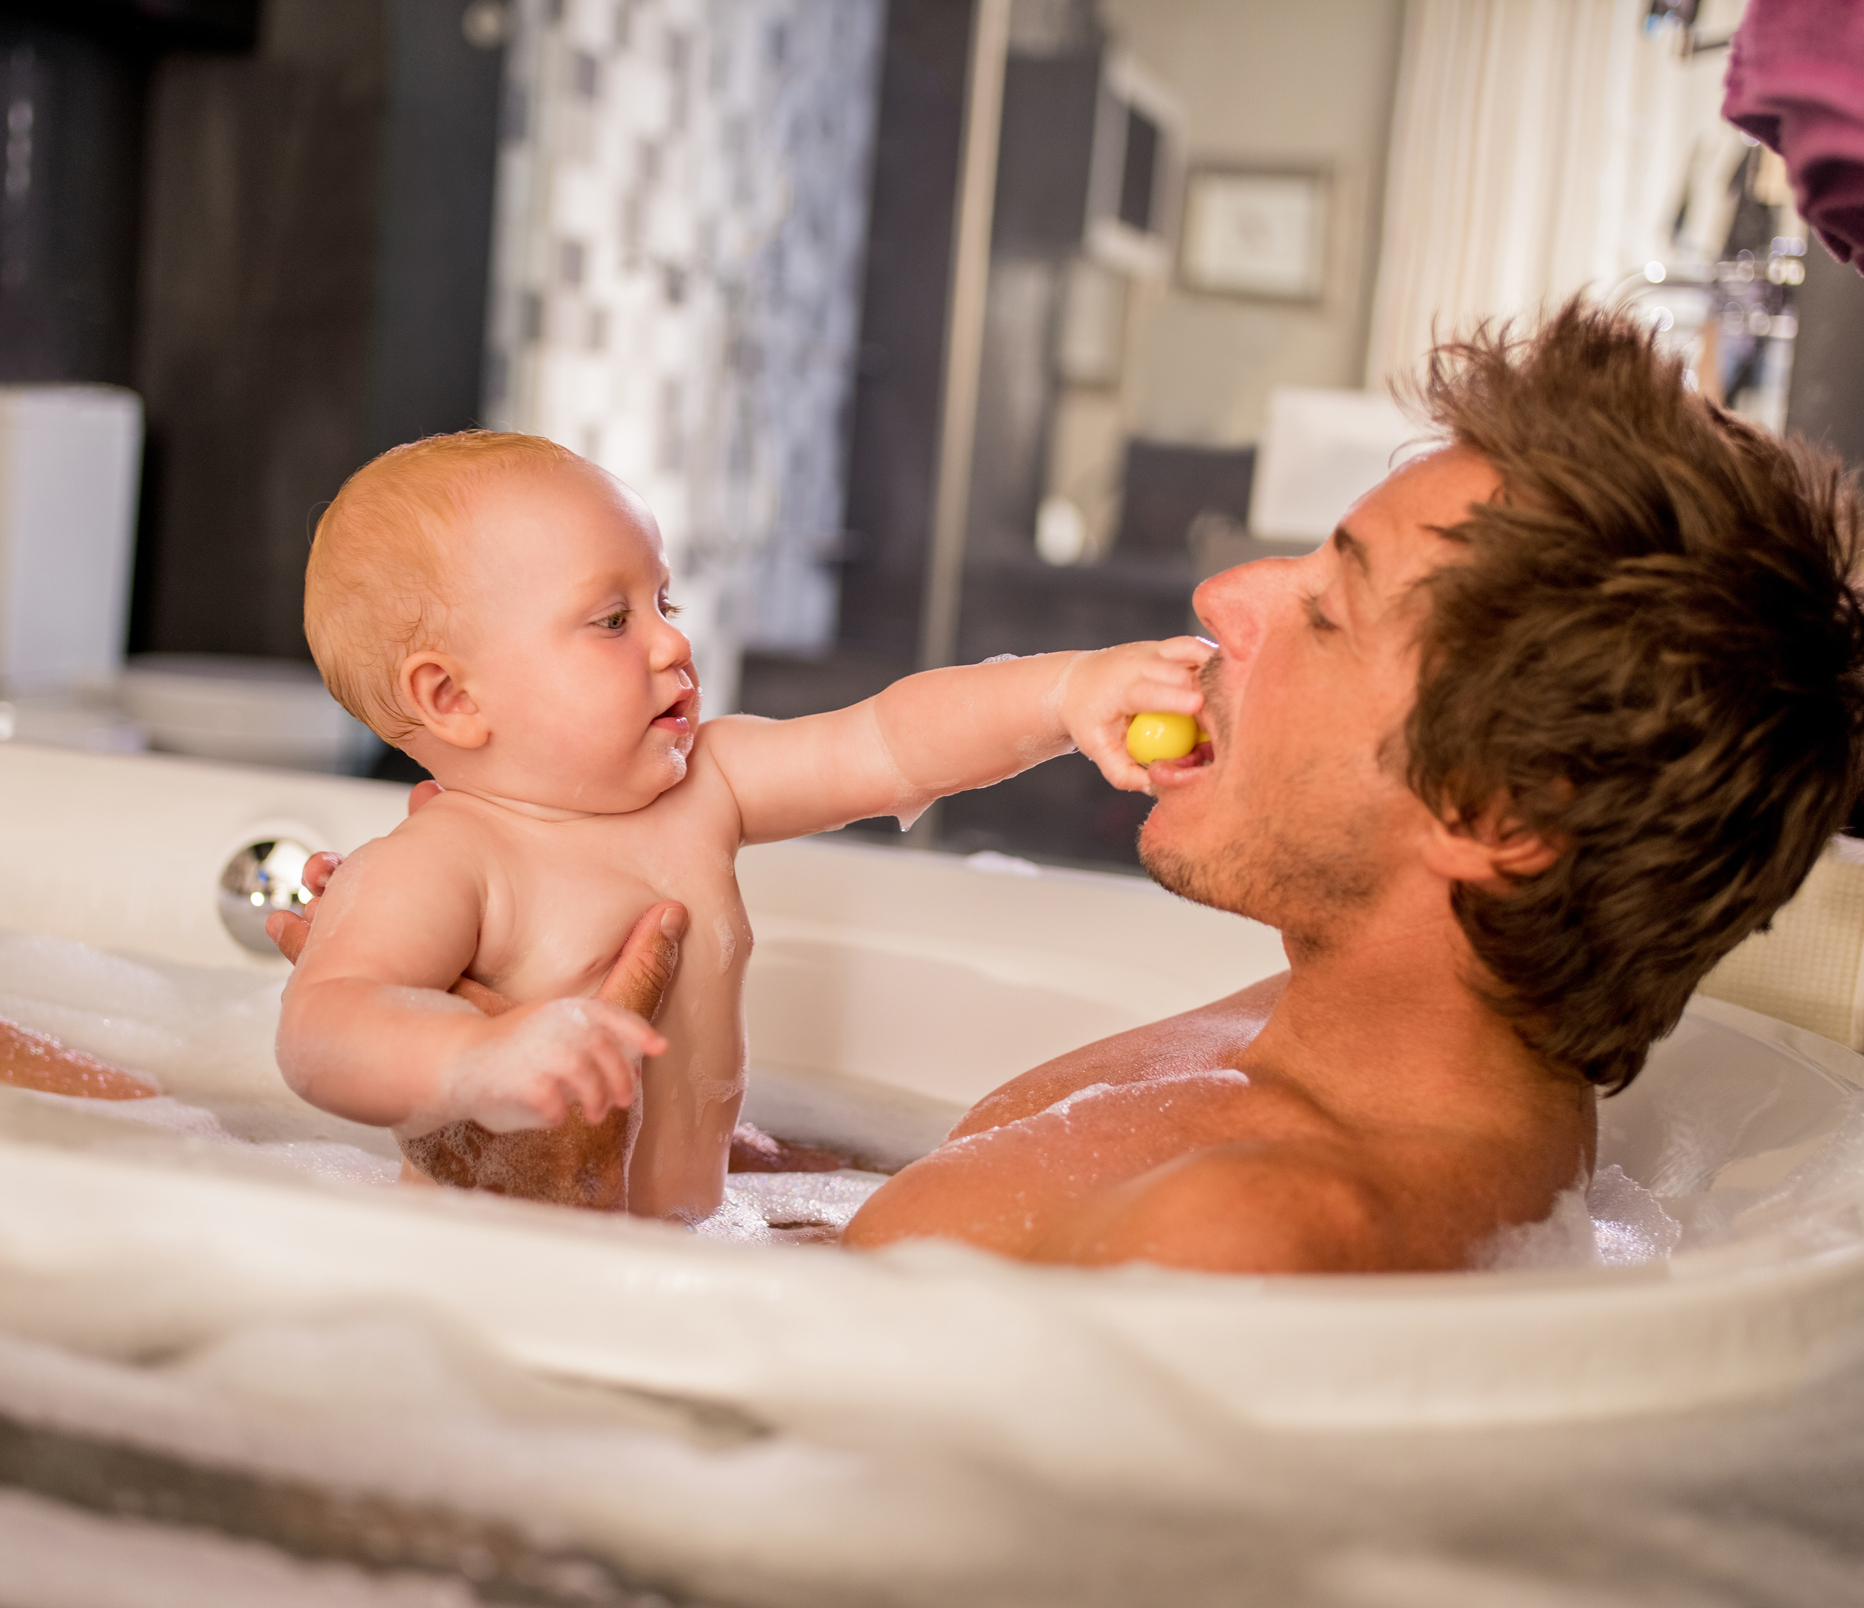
[218,838,315,955]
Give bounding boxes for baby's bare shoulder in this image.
[381,792,506,855]
[330,795,499,898]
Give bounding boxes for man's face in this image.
[1140,446,1501,952]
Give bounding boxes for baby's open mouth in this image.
[651,692,693,734]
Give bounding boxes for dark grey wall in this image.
[132,0,387,659]
[0,18,146,386]
[832,0,974,663]
[1785,242,1864,474]
[365,0,503,461]
[131,0,504,662]
[0,3,262,386]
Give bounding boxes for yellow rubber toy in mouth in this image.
[1124,711,1211,764]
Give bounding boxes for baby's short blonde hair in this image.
[306,431,578,741]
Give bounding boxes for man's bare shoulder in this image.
[849,1082,1492,1273]
[845,963,1562,1273]
[950,972,1289,1139]
[1023,1137,1406,1273]
[843,1072,1402,1268]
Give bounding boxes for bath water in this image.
[0,929,1861,1605]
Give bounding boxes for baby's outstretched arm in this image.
[707,638,1212,842]
[276,824,664,1137]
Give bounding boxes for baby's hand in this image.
[402,996,667,1138]
[1060,637,1213,793]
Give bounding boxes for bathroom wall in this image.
[1096,0,1405,448]
[130,0,505,663]
[483,0,884,712]
[740,0,1410,869]
[0,16,147,389]
[132,0,387,661]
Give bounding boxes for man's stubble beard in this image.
[1138,780,1386,961]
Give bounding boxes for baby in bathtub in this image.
[277,431,1210,1223]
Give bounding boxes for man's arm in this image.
[704,640,1210,845]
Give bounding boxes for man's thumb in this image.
[597,901,687,1022]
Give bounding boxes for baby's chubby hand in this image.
[400,996,666,1138]
[1059,636,1214,794]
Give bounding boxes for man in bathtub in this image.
[835,301,1864,1270]
[270,428,1209,1222]
[276,300,1864,1272]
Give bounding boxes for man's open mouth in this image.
[1150,735,1214,778]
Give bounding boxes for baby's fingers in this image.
[548,1040,627,1125]
[301,850,345,899]
[585,1003,665,1066]
[1080,732,1156,795]
[1155,634,1216,666]
[587,1025,643,1116]
[1122,677,1205,717]
[565,1064,613,1125]
[511,1080,569,1131]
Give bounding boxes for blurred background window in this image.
[0,0,1852,868]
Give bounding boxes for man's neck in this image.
[1243,885,1587,1136]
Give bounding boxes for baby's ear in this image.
[399,653,489,750]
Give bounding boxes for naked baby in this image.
[277,431,1210,1223]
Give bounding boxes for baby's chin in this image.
[606,737,691,811]
[483,741,688,817]
[566,745,685,812]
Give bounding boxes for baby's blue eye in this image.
[600,609,630,631]
[661,596,682,619]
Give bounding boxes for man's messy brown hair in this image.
[1407,298,1864,1092]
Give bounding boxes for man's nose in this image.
[1191,556,1298,658]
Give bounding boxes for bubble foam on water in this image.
[4,932,1864,1598]
[693,1170,888,1244]
[2,924,1861,1272]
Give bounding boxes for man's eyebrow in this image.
[1332,525,1372,580]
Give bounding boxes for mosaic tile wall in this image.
[484,0,884,711]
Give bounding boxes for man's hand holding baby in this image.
[273,803,684,1142]
[402,993,662,1137]
[416,892,690,1137]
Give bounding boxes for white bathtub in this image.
[0,742,1862,1603]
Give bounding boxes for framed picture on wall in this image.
[1177,166,1330,302]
